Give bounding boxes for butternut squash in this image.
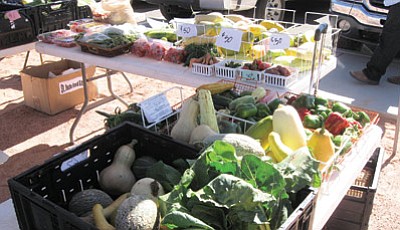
[99,139,138,196]
[170,98,199,143]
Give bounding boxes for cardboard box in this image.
[20,59,98,115]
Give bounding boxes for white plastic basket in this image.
[192,63,215,77]
[237,68,265,83]
[264,66,298,88]
[214,60,243,80]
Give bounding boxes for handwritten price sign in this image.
[216,28,243,52]
[269,33,291,50]
[139,93,172,123]
[177,23,197,37]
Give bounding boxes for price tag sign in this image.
[269,33,291,50]
[139,93,172,123]
[176,23,197,37]
[241,70,260,81]
[61,150,90,172]
[216,28,243,52]
[5,10,21,21]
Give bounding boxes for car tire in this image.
[256,0,286,21]
[159,5,193,21]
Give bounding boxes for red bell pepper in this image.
[324,112,351,135]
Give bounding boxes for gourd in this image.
[170,98,199,143]
[99,139,138,196]
[114,195,159,230]
[203,133,265,157]
[93,204,116,230]
[272,105,307,151]
[69,189,113,217]
[131,156,158,180]
[198,89,220,133]
[130,178,165,199]
[81,193,129,226]
[189,124,218,146]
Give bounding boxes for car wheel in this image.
[256,0,286,21]
[159,5,193,21]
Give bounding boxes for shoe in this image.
[387,76,400,85]
[350,71,379,85]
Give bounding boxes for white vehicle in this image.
[138,0,288,21]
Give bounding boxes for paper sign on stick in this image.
[177,23,197,37]
[216,28,243,52]
[139,93,172,123]
[269,33,291,50]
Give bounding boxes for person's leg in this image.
[363,3,400,82]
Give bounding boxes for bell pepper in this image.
[255,102,272,118]
[331,101,351,116]
[218,120,241,133]
[296,107,311,121]
[324,112,351,135]
[332,135,352,155]
[315,96,329,107]
[291,94,316,109]
[234,103,258,119]
[267,98,284,113]
[355,111,371,127]
[314,104,332,120]
[303,114,323,129]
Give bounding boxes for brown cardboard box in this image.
[20,59,98,115]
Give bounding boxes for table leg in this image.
[106,69,131,107]
[23,51,30,69]
[69,63,89,144]
[393,95,399,155]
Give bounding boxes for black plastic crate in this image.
[77,5,92,19]
[8,122,200,230]
[0,4,37,49]
[324,147,384,230]
[8,120,317,230]
[33,0,78,34]
[280,187,317,230]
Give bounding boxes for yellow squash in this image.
[307,127,336,168]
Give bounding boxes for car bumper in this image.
[330,0,387,29]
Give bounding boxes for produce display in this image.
[28,10,375,230]
[68,131,319,230]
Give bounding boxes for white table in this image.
[0,42,41,69]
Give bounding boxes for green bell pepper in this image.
[255,103,272,118]
[303,114,323,129]
[291,94,316,109]
[234,103,258,119]
[332,101,351,116]
[355,111,371,127]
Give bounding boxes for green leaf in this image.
[277,147,321,193]
[162,210,214,229]
[146,161,182,192]
[240,155,288,200]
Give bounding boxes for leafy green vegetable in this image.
[146,161,183,192]
[159,140,320,230]
[277,147,321,193]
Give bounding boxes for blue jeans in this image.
[363,2,400,81]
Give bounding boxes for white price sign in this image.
[177,23,197,37]
[139,93,172,123]
[216,28,243,52]
[61,149,90,172]
[269,33,291,50]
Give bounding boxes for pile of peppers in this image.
[287,93,371,154]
